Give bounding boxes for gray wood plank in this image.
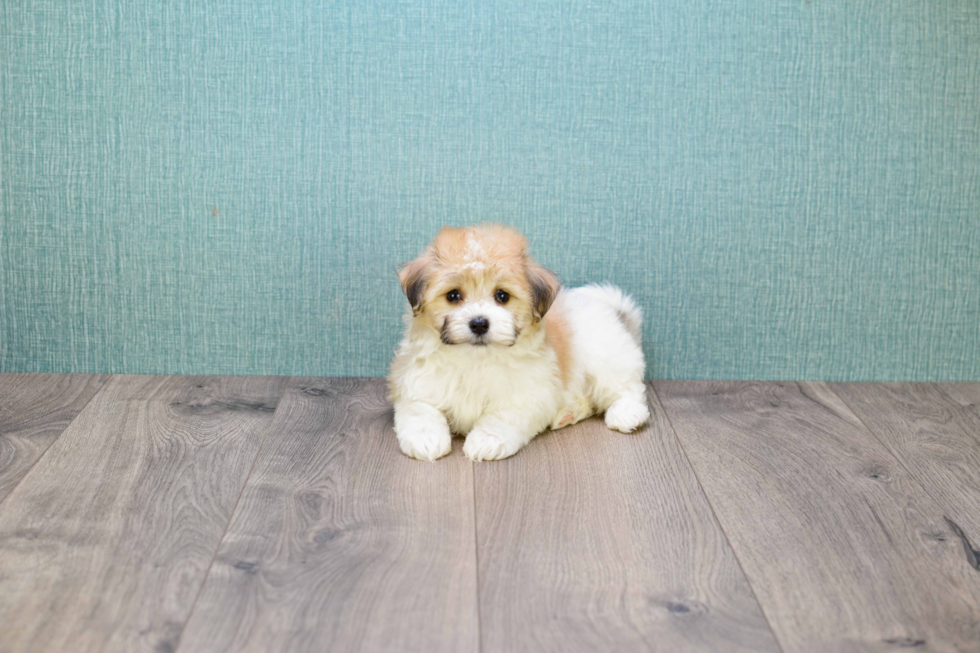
[0,374,286,653]
[937,383,980,461]
[176,378,479,653]
[831,383,980,550]
[0,373,110,504]
[655,381,980,653]
[474,385,781,653]
[937,383,980,420]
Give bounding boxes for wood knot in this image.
[313,528,343,546]
[233,560,258,574]
[648,596,707,617]
[862,464,889,481]
[882,637,925,648]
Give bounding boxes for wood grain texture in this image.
[0,373,110,504]
[176,378,479,653]
[936,384,980,458]
[474,385,780,653]
[655,381,980,653]
[0,374,286,653]
[937,383,980,418]
[831,383,980,547]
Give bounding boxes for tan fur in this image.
[396,224,552,347]
[543,308,573,386]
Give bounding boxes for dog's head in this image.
[398,224,561,347]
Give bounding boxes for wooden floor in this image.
[0,375,978,653]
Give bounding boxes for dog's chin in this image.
[439,334,516,348]
[445,338,506,347]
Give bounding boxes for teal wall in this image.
[2,1,978,380]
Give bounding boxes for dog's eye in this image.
[447,289,462,303]
[495,289,510,304]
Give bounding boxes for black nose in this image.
[469,317,490,336]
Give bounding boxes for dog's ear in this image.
[527,263,561,321]
[398,256,431,314]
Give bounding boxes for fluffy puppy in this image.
[388,224,649,461]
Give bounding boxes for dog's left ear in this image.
[527,263,561,321]
[398,256,431,314]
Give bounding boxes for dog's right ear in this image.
[398,256,431,314]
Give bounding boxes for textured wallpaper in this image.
[1,0,978,380]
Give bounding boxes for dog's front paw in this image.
[604,396,650,433]
[397,424,452,462]
[463,427,523,461]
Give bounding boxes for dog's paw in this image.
[604,396,650,433]
[463,427,523,461]
[397,425,452,462]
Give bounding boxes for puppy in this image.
[388,224,649,461]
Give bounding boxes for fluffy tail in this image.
[576,283,643,345]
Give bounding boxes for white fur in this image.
[390,283,649,461]
[442,299,517,346]
[459,237,487,271]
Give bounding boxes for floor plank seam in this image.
[648,382,789,653]
[169,376,293,653]
[826,382,980,572]
[471,461,484,653]
[824,384,925,493]
[0,373,113,512]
